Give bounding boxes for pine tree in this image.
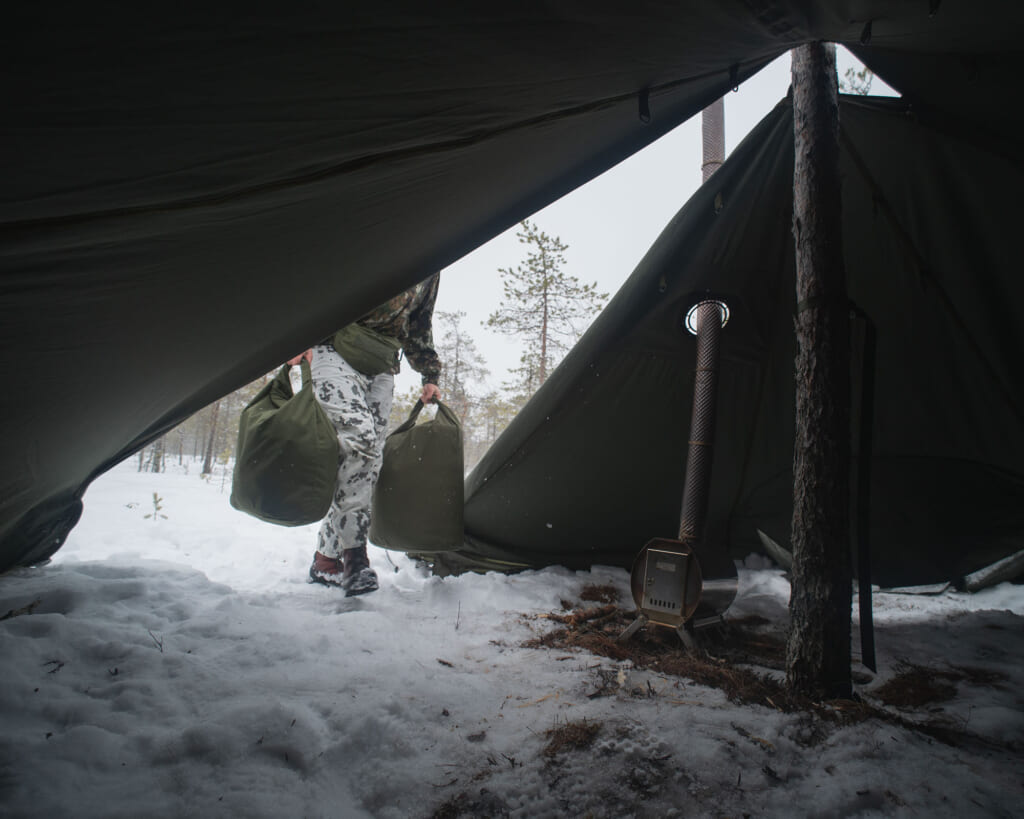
[388,385,424,431]
[486,220,607,397]
[201,399,222,477]
[787,42,852,700]
[839,65,873,95]
[436,310,489,424]
[146,435,166,473]
[463,390,519,471]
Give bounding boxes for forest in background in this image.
[137,220,606,477]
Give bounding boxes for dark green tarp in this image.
[2,2,1022,575]
[449,95,1024,587]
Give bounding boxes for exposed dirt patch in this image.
[522,601,1022,755]
[524,604,800,712]
[543,718,603,757]
[950,664,1010,688]
[429,788,509,819]
[579,583,620,604]
[873,664,958,708]
[872,662,1010,708]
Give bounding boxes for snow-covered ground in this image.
[1,460,1021,818]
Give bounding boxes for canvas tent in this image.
[449,94,1024,587]
[2,2,1022,580]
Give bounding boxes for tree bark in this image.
[147,436,165,473]
[540,278,549,385]
[786,42,852,700]
[202,400,221,476]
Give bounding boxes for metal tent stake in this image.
[620,298,736,649]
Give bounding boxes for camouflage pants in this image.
[310,343,394,558]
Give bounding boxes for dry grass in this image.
[522,601,1022,754]
[542,718,603,757]
[873,662,1009,708]
[579,583,620,604]
[524,604,805,712]
[873,664,958,708]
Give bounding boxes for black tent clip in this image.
[638,88,651,124]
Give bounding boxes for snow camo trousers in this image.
[310,344,394,558]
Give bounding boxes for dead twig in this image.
[545,604,619,628]
[148,630,164,653]
[1,598,42,621]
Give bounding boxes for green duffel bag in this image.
[230,359,339,526]
[370,399,464,552]
[332,323,402,376]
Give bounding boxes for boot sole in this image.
[309,565,345,588]
[342,569,379,597]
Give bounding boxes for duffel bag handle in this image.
[297,357,312,389]
[270,357,313,403]
[393,398,460,435]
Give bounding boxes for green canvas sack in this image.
[332,323,402,376]
[230,359,339,526]
[370,399,464,552]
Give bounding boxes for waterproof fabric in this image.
[230,361,340,527]
[371,401,464,553]
[441,96,1024,587]
[2,3,1024,573]
[332,325,403,377]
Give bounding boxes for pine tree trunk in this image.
[786,42,852,700]
[202,400,221,476]
[147,437,165,473]
[539,284,549,385]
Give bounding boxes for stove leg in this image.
[617,614,649,643]
[676,623,700,653]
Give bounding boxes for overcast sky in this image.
[398,49,895,397]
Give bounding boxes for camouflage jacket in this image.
[355,273,442,384]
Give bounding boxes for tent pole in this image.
[786,42,853,700]
[850,304,877,672]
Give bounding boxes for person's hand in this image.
[287,349,312,366]
[420,383,441,404]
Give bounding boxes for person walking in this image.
[289,274,442,596]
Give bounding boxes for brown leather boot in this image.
[308,551,344,587]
